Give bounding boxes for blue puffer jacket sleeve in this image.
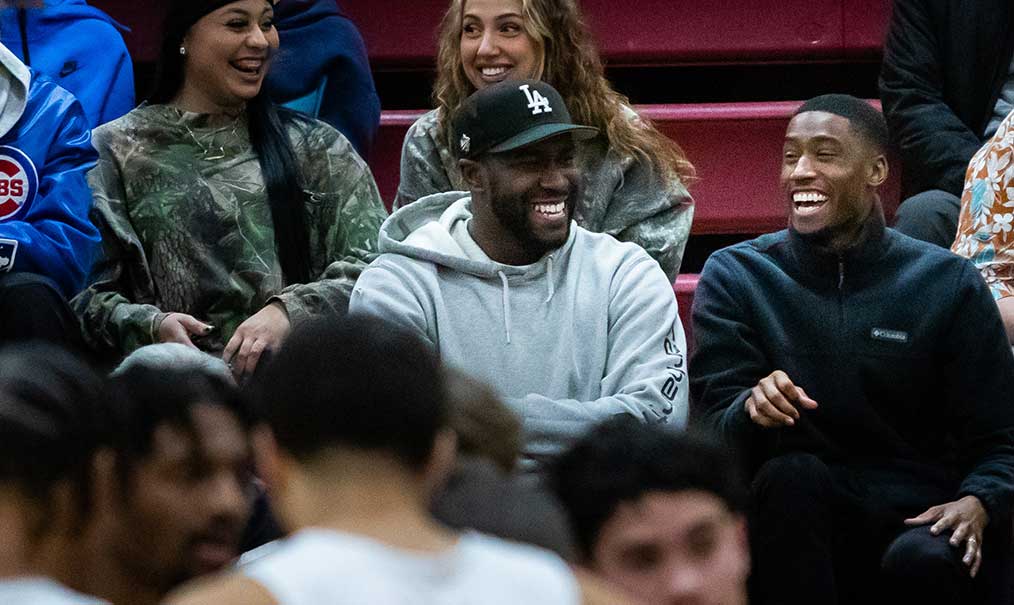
[0,72,99,297]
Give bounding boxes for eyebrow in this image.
[784,134,843,144]
[220,7,274,18]
[462,11,524,20]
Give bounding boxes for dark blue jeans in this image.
[0,272,82,349]
[750,453,1010,605]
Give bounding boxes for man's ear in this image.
[734,514,751,574]
[867,153,888,188]
[252,425,285,495]
[459,159,484,191]
[89,448,119,523]
[422,428,458,499]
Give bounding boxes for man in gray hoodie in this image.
[350,80,688,468]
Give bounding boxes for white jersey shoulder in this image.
[0,578,106,604]
[242,528,581,604]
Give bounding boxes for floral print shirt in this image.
[952,109,1014,301]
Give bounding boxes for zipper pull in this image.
[837,259,845,290]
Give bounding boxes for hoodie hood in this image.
[0,42,29,138]
[274,0,344,26]
[378,190,576,344]
[378,190,576,282]
[266,0,371,98]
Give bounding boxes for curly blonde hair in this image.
[432,0,694,183]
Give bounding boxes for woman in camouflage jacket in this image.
[75,0,387,378]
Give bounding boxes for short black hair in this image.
[794,94,889,153]
[0,344,105,513]
[549,418,747,559]
[103,366,253,481]
[251,314,447,470]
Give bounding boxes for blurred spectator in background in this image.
[0,0,134,128]
[0,344,106,604]
[432,368,577,560]
[551,419,750,605]
[952,108,1014,346]
[266,0,380,158]
[880,0,1013,247]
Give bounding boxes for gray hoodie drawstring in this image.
[498,271,512,344]
[499,256,553,343]
[543,255,556,303]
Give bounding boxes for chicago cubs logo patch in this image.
[0,146,37,221]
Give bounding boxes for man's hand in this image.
[744,370,818,428]
[905,495,989,578]
[223,302,290,381]
[158,313,214,348]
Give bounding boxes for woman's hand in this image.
[223,302,291,381]
[157,313,214,347]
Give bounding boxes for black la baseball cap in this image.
[450,80,599,160]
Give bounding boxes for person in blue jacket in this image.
[0,40,99,345]
[0,0,134,128]
[264,0,380,158]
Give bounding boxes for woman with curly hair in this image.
[395,0,694,280]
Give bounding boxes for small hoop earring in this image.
[179,46,186,56]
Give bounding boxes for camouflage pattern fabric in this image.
[74,104,387,355]
[394,108,694,281]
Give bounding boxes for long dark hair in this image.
[149,1,312,284]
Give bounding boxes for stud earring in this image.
[179,46,186,56]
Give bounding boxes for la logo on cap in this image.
[519,84,552,115]
[460,133,471,154]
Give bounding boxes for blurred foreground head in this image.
[551,419,750,605]
[93,364,255,603]
[250,314,456,528]
[0,343,105,579]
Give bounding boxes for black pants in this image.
[0,272,83,349]
[893,189,961,248]
[750,453,1010,605]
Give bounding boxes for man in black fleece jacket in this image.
[691,94,1014,605]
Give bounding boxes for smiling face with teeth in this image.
[175,0,279,114]
[462,134,579,265]
[781,110,888,251]
[459,0,544,92]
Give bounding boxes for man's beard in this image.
[488,179,579,261]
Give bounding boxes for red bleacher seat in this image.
[344,0,891,69]
[368,101,902,234]
[674,273,699,355]
[90,0,166,64]
[92,0,891,69]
